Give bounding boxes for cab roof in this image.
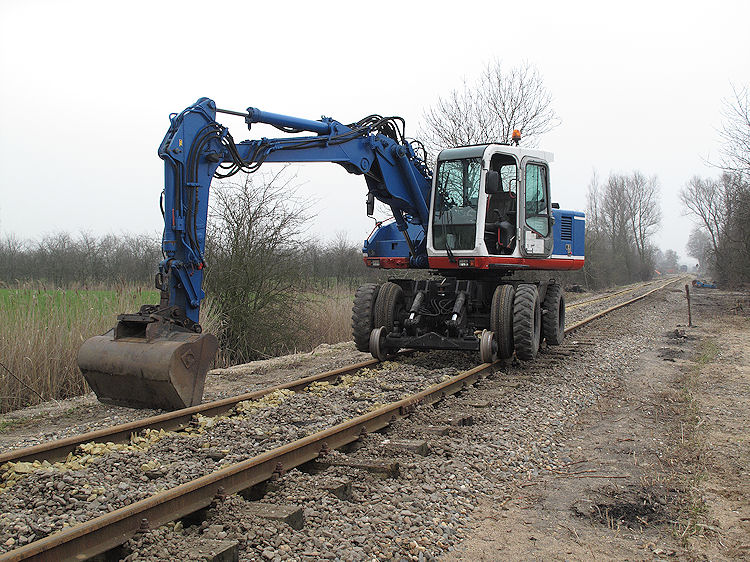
[437,143,554,164]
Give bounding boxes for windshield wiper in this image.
[437,211,458,263]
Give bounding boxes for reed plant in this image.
[296,286,356,351]
[0,284,157,412]
[0,283,355,413]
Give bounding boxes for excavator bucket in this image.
[77,308,218,411]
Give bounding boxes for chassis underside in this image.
[353,274,565,363]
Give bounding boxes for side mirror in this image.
[485,170,500,194]
[551,202,560,209]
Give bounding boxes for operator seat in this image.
[485,190,517,254]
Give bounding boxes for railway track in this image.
[0,277,683,561]
[566,279,660,309]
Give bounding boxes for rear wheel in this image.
[352,283,380,352]
[490,284,515,359]
[513,284,541,361]
[542,284,565,345]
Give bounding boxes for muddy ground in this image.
[447,287,750,561]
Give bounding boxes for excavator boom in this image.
[78,98,432,410]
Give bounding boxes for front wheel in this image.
[479,329,498,363]
[352,283,380,352]
[369,326,396,361]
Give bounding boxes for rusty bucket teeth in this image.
[78,328,218,411]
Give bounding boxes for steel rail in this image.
[0,277,684,561]
[0,361,495,562]
[564,277,684,334]
[1,277,682,466]
[566,279,659,309]
[0,358,383,465]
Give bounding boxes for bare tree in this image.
[658,249,680,272]
[679,175,724,257]
[686,227,711,270]
[600,174,631,251]
[679,172,750,283]
[582,172,631,285]
[582,169,662,286]
[625,171,661,278]
[420,61,560,157]
[719,84,750,173]
[0,234,26,284]
[585,169,603,230]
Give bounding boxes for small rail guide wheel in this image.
[479,329,498,363]
[369,326,394,361]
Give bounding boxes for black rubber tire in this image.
[490,284,515,359]
[542,283,565,346]
[374,282,404,334]
[513,284,541,361]
[351,283,380,352]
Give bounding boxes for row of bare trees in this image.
[681,85,750,285]
[682,172,750,284]
[0,232,162,287]
[0,227,373,292]
[584,171,663,286]
[0,172,377,363]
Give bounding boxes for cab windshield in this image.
[432,157,481,251]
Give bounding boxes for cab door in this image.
[519,158,553,257]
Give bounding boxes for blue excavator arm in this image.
[158,97,432,325]
[79,97,433,410]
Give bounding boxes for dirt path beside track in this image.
[447,288,750,561]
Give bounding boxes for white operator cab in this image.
[426,143,556,264]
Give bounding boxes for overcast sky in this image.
[1,0,748,262]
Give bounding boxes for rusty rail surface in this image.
[566,279,660,309]
[564,277,683,334]
[0,358,384,465]
[0,277,684,561]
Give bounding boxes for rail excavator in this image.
[78,98,585,411]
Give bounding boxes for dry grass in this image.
[0,284,355,413]
[297,287,355,350]
[0,285,162,412]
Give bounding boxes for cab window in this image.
[432,157,481,251]
[524,163,549,236]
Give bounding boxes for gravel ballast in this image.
[0,283,685,559]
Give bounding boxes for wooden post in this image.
[685,284,692,327]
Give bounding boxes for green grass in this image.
[694,339,719,366]
[0,418,26,433]
[0,287,160,320]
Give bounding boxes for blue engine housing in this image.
[551,209,585,259]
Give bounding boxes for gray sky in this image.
[1,0,748,262]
